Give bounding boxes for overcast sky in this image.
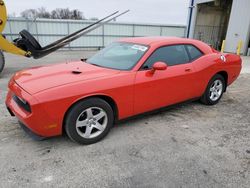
[6,0,189,25]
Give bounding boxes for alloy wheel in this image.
[75,107,108,139]
[209,79,223,101]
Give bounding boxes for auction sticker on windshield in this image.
[131,45,148,52]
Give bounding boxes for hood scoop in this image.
[72,68,82,74]
[13,61,120,94]
[72,70,82,74]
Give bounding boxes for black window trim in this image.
[139,43,204,71]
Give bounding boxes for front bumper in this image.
[6,103,46,140]
[5,80,61,138]
[18,121,46,141]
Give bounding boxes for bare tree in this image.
[56,8,71,19]
[51,8,84,20]
[20,7,85,20]
[20,9,38,19]
[71,9,84,20]
[37,7,50,19]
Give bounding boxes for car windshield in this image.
[86,42,148,70]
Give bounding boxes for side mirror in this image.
[150,62,167,73]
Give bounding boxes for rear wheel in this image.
[0,51,5,74]
[200,74,225,105]
[65,98,114,145]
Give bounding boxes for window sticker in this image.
[131,45,148,52]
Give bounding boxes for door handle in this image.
[185,68,191,72]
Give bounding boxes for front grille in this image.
[13,95,31,113]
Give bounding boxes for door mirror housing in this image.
[150,62,167,73]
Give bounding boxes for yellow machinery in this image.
[0,0,128,73]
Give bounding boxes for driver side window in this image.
[142,45,189,69]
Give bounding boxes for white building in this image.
[187,0,250,55]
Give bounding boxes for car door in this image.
[184,44,207,97]
[133,44,197,115]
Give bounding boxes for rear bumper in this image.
[225,53,242,85]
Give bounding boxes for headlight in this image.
[13,95,31,113]
[16,96,27,104]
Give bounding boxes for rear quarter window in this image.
[185,45,203,61]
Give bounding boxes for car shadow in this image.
[115,99,202,128]
[15,99,204,147]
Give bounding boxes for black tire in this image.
[200,74,225,105]
[0,51,5,74]
[65,98,114,145]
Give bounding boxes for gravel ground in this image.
[0,51,249,188]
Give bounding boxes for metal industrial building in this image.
[187,0,250,55]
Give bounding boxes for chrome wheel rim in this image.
[76,107,108,139]
[209,79,223,101]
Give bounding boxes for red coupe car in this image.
[6,37,242,144]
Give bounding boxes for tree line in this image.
[20,7,98,20]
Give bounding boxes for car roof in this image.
[118,37,212,54]
[119,36,181,45]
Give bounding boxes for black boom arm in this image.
[14,10,129,59]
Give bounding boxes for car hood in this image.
[13,61,120,94]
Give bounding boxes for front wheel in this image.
[65,98,114,145]
[200,74,225,105]
[0,51,5,74]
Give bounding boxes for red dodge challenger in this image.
[6,37,242,144]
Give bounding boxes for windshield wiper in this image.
[84,60,104,68]
[89,63,103,68]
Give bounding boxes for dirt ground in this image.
[0,51,249,188]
